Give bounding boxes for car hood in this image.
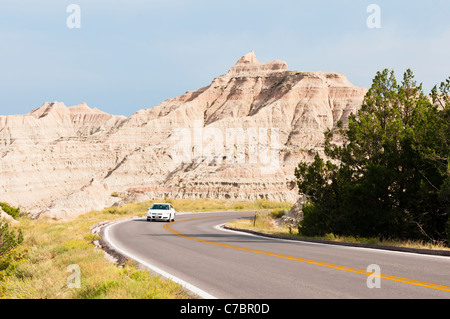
[148,209,171,213]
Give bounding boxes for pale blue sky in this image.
[1,0,449,116]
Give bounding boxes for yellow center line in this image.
[164,214,450,293]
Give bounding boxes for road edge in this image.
[91,218,218,299]
[222,225,450,257]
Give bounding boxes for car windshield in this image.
[150,204,169,210]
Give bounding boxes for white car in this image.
[147,203,175,222]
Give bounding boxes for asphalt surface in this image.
[104,211,450,299]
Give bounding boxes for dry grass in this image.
[1,208,191,299]
[227,212,296,237]
[162,198,293,213]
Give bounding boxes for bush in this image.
[0,221,24,260]
[270,209,286,219]
[0,202,22,219]
[297,202,329,237]
[0,246,29,278]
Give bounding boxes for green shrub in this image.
[0,202,22,219]
[0,221,24,261]
[270,209,286,219]
[0,246,29,278]
[297,202,329,237]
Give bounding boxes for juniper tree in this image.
[295,69,449,242]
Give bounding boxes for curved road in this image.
[104,212,450,299]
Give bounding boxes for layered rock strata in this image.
[0,52,367,219]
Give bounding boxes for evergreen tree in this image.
[295,69,449,243]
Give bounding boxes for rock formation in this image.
[0,52,367,220]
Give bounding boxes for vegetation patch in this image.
[0,202,22,219]
[295,69,449,245]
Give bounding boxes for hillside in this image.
[0,52,367,220]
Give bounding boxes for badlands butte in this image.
[0,52,367,220]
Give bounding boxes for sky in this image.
[0,0,449,117]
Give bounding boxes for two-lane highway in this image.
[104,212,450,299]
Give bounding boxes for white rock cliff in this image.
[0,52,367,220]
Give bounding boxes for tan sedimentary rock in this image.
[0,52,367,220]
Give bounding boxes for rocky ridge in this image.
[0,52,367,220]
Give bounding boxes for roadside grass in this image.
[227,211,296,237]
[102,198,292,216]
[0,208,190,299]
[226,212,450,251]
[0,198,292,299]
[162,198,293,213]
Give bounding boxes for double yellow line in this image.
[164,214,450,293]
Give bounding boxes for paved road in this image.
[104,211,450,299]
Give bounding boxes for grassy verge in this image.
[0,198,291,299]
[163,198,293,213]
[1,208,190,299]
[226,212,450,251]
